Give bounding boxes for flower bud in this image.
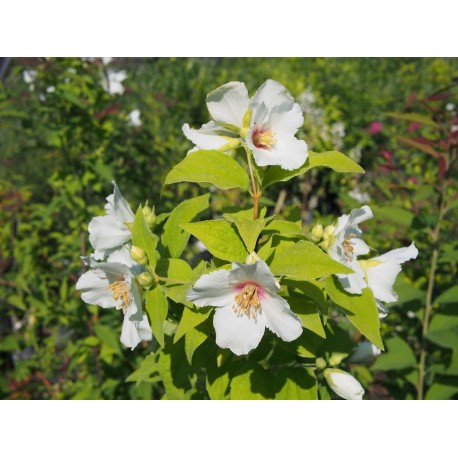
[142,204,157,227]
[315,357,327,370]
[324,369,365,400]
[136,271,156,288]
[310,223,324,242]
[245,251,262,265]
[130,246,148,265]
[348,342,382,364]
[323,224,336,240]
[329,352,347,367]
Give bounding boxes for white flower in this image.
[46,86,56,93]
[348,341,382,364]
[182,81,248,154]
[186,260,303,356]
[327,205,373,295]
[348,187,370,204]
[359,242,419,303]
[102,69,127,95]
[128,109,142,127]
[76,256,152,350]
[23,69,37,91]
[88,182,134,262]
[324,369,365,400]
[446,103,455,112]
[246,79,308,170]
[102,57,113,66]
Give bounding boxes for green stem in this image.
[244,144,260,220]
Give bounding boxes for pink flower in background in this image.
[369,121,382,135]
[407,122,421,132]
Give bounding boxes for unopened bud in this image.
[142,204,156,227]
[329,352,347,367]
[310,223,324,242]
[245,251,262,265]
[323,225,336,240]
[130,246,148,265]
[136,271,156,288]
[324,369,365,400]
[320,239,330,251]
[315,357,327,370]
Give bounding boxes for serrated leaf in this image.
[325,277,384,349]
[264,220,303,235]
[206,369,230,400]
[174,306,212,343]
[161,194,209,258]
[224,213,270,252]
[164,150,250,190]
[371,337,416,371]
[181,220,247,262]
[125,354,159,384]
[275,367,318,400]
[269,240,353,280]
[145,286,168,348]
[131,206,159,270]
[263,150,364,188]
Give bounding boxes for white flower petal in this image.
[213,305,266,355]
[372,242,418,265]
[121,310,142,350]
[251,135,308,170]
[137,314,153,341]
[228,261,279,293]
[348,341,382,363]
[347,205,373,227]
[324,369,365,400]
[336,260,366,295]
[111,181,134,223]
[251,80,294,114]
[106,245,136,267]
[261,293,303,342]
[182,121,230,151]
[269,101,304,134]
[76,270,117,309]
[351,238,371,257]
[206,81,249,127]
[186,269,235,308]
[88,215,131,252]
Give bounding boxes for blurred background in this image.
[0,57,457,399]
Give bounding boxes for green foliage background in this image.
[0,57,457,399]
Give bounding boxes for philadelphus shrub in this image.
[77,79,418,400]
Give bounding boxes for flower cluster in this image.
[76,182,152,350]
[321,205,418,317]
[183,80,308,170]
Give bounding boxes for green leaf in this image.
[155,258,193,304]
[325,277,384,349]
[181,220,247,262]
[262,150,364,188]
[126,354,159,384]
[372,337,416,371]
[436,286,458,305]
[206,369,230,400]
[374,206,414,227]
[224,213,270,252]
[184,326,208,365]
[174,306,212,343]
[386,112,441,129]
[157,340,193,400]
[164,150,250,190]
[131,206,159,270]
[426,305,458,349]
[396,136,440,157]
[425,380,458,400]
[269,240,353,280]
[275,367,318,400]
[264,220,303,235]
[288,297,326,338]
[161,194,209,258]
[230,364,276,400]
[145,285,169,348]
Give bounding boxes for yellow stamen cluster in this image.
[107,280,131,313]
[233,284,262,318]
[253,130,276,149]
[342,232,357,262]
